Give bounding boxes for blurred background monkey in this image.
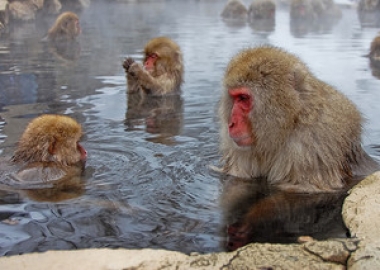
[47,11,81,41]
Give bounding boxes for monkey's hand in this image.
[226,221,252,251]
[123,57,136,74]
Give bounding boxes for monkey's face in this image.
[53,135,87,166]
[67,18,80,37]
[226,87,255,147]
[144,53,158,72]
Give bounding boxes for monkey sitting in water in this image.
[9,114,87,185]
[369,34,380,67]
[46,11,81,41]
[221,0,248,20]
[123,36,184,95]
[218,46,379,193]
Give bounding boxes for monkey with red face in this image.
[218,46,379,193]
[123,36,184,95]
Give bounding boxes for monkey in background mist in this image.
[123,36,184,96]
[221,0,248,20]
[247,0,276,32]
[291,0,341,19]
[43,11,81,61]
[218,46,379,193]
[248,0,276,20]
[46,11,80,41]
[369,34,380,66]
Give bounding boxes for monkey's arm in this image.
[128,62,176,95]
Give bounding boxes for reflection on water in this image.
[220,176,349,251]
[125,92,184,145]
[0,0,380,255]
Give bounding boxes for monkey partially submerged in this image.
[10,114,87,185]
[47,11,81,41]
[122,36,184,95]
[218,46,379,193]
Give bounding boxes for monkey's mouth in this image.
[231,136,253,147]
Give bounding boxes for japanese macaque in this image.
[357,0,380,12]
[47,11,81,41]
[11,114,87,185]
[369,35,380,64]
[0,5,9,29]
[218,46,379,193]
[290,0,341,20]
[43,0,62,15]
[7,0,44,21]
[248,0,276,20]
[357,0,380,28]
[221,0,248,20]
[122,36,184,95]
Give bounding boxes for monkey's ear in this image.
[291,64,306,92]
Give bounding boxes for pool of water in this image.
[0,0,379,255]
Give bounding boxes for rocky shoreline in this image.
[1,172,379,269]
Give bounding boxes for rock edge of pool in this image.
[1,171,379,270]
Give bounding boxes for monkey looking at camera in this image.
[123,36,184,95]
[218,46,379,193]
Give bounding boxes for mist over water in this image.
[0,0,379,255]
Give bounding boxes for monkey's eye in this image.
[149,53,158,59]
[237,94,250,102]
[232,93,252,111]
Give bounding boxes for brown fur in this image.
[219,46,379,193]
[221,0,248,19]
[123,36,184,95]
[8,0,43,21]
[290,0,341,20]
[370,35,380,61]
[43,0,62,15]
[248,0,276,20]
[47,11,80,41]
[12,114,85,183]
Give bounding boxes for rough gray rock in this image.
[0,239,357,270]
[343,171,380,269]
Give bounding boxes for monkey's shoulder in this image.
[13,162,68,185]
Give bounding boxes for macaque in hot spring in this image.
[218,46,379,193]
[7,0,43,21]
[47,11,81,41]
[248,0,276,21]
[290,0,341,21]
[123,36,184,95]
[369,34,380,66]
[221,0,248,20]
[10,114,87,185]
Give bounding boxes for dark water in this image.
[0,0,379,255]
